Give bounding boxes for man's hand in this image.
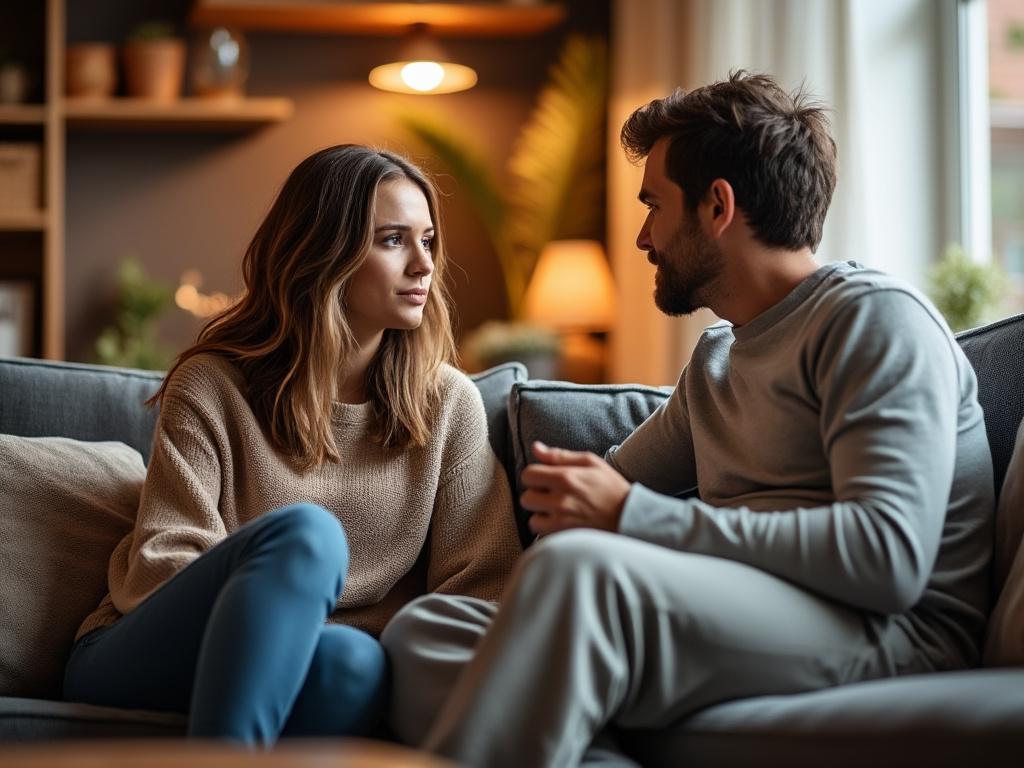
[521,441,632,536]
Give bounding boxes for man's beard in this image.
[651,215,725,316]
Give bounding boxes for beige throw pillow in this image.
[0,435,143,698]
[984,419,1024,666]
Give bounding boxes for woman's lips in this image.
[398,288,428,305]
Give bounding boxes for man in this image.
[381,71,993,767]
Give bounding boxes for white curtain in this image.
[607,0,955,384]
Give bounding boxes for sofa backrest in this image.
[1,310,1020,508]
[0,358,162,462]
[0,356,525,471]
[956,313,1024,497]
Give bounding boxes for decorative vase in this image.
[65,44,116,99]
[190,27,249,99]
[123,38,186,102]
[0,62,30,104]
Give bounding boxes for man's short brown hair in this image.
[621,71,837,252]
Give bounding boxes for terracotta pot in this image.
[123,38,186,102]
[66,43,117,99]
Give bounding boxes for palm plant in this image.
[397,34,608,320]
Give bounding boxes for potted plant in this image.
[95,258,173,371]
[929,243,1005,331]
[123,21,186,103]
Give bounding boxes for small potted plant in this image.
[929,243,1005,331]
[95,258,173,371]
[123,21,186,103]
[462,320,561,379]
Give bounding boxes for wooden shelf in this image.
[0,105,47,125]
[0,210,47,231]
[189,1,566,37]
[63,97,295,131]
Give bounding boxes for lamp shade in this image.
[368,24,477,95]
[522,239,616,331]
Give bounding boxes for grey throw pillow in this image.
[470,361,527,471]
[0,435,143,698]
[984,417,1024,666]
[507,381,672,546]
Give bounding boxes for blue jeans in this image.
[64,503,388,745]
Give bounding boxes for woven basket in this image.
[0,143,41,211]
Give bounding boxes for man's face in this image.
[636,138,725,316]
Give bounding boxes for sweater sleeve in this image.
[426,380,522,601]
[605,368,697,494]
[617,290,960,615]
[107,385,227,615]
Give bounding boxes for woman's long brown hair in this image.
[149,145,456,469]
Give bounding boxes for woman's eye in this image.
[421,237,434,251]
[384,233,402,246]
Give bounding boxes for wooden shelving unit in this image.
[1,1,562,360]
[190,1,566,37]
[0,211,48,232]
[0,1,295,360]
[0,105,47,125]
[63,97,294,131]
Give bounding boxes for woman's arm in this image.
[426,379,522,600]
[107,389,226,614]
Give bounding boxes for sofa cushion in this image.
[0,436,143,699]
[985,418,1024,666]
[0,696,184,741]
[622,669,1024,768]
[508,381,673,544]
[468,362,527,474]
[0,358,162,463]
[956,312,1024,497]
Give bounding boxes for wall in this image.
[64,0,609,363]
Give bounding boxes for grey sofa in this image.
[1,312,1023,766]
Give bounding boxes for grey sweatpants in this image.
[382,530,932,768]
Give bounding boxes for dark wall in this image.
[64,0,609,363]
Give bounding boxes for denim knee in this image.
[331,631,388,707]
[252,503,349,594]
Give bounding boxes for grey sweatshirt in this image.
[607,261,994,667]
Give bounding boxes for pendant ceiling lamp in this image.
[369,23,477,95]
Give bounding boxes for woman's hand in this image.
[521,441,631,536]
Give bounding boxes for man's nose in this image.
[636,218,652,252]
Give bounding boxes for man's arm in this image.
[605,367,697,495]
[524,290,962,615]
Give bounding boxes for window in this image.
[988,0,1024,311]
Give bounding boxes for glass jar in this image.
[190,27,249,99]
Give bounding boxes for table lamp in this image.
[522,239,616,381]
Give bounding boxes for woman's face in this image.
[346,177,435,345]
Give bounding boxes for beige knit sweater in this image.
[77,353,522,640]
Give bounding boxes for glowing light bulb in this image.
[400,61,445,92]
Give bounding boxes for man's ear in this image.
[704,179,735,238]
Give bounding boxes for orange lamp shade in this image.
[522,239,616,331]
[368,23,477,95]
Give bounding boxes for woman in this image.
[63,145,522,745]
